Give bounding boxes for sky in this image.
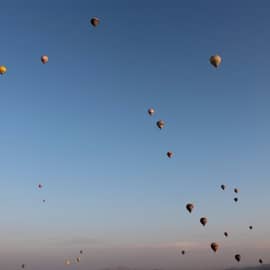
[0,0,270,269]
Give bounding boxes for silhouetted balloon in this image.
[38,184,43,189]
[21,264,25,269]
[186,203,194,213]
[148,108,155,116]
[65,259,71,265]
[167,151,173,158]
[200,217,208,226]
[224,232,228,237]
[209,55,222,68]
[259,259,263,264]
[249,226,253,230]
[235,254,241,262]
[41,55,48,64]
[90,17,100,27]
[80,250,83,254]
[234,188,239,193]
[210,242,219,252]
[181,250,186,255]
[76,257,81,263]
[156,120,165,129]
[234,197,238,202]
[221,184,226,190]
[0,65,7,75]
[42,199,46,203]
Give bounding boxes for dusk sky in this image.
[1,1,270,270]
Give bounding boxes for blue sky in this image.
[0,1,270,269]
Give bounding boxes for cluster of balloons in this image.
[65,250,83,266]
[148,109,173,158]
[181,184,263,265]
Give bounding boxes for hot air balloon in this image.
[65,259,71,265]
[259,259,263,264]
[209,55,222,68]
[249,226,253,230]
[0,65,7,75]
[210,242,219,252]
[186,203,194,213]
[156,120,165,129]
[234,188,239,193]
[80,250,83,254]
[21,264,25,269]
[76,257,81,263]
[181,250,186,255]
[224,232,228,237]
[234,197,238,202]
[38,184,43,189]
[167,151,173,158]
[235,254,241,262]
[148,108,155,116]
[90,17,100,27]
[41,55,48,64]
[42,199,46,203]
[221,184,226,190]
[200,217,208,226]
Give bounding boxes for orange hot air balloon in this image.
[200,217,208,226]
[210,242,219,252]
[90,17,100,27]
[235,254,241,262]
[167,151,173,158]
[0,65,7,75]
[209,55,222,68]
[41,55,48,64]
[148,108,155,116]
[186,203,194,213]
[156,120,165,129]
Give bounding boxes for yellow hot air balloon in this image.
[209,55,222,68]
[0,65,7,75]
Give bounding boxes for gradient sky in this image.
[1,1,270,269]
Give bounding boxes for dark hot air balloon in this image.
[211,242,219,252]
[90,17,100,27]
[209,55,222,68]
[234,197,238,202]
[249,226,253,230]
[181,250,186,255]
[234,188,239,193]
[259,259,263,264]
[221,184,226,190]
[186,203,194,213]
[224,232,228,237]
[156,120,165,129]
[167,151,173,158]
[148,108,155,116]
[235,254,241,262]
[41,55,48,64]
[200,217,208,226]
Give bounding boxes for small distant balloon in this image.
[21,264,25,269]
[210,242,219,252]
[249,226,253,230]
[234,188,239,193]
[221,184,226,190]
[156,120,165,129]
[259,259,263,264]
[167,151,173,158]
[181,250,186,255]
[186,203,194,213]
[65,259,71,265]
[42,199,46,203]
[76,257,81,263]
[235,254,241,262]
[0,65,7,75]
[90,17,100,27]
[148,108,155,116]
[41,55,48,64]
[38,184,43,189]
[200,217,208,226]
[234,197,238,202]
[224,232,228,237]
[80,250,83,254]
[209,55,222,68]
